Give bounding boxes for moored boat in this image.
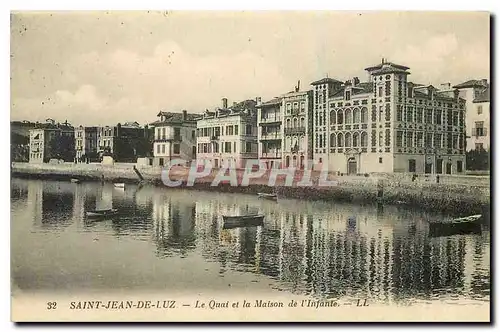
[70,178,81,183]
[85,208,119,219]
[257,193,278,201]
[429,214,482,237]
[113,183,125,189]
[222,214,264,229]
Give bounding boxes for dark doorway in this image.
[348,158,357,175]
[457,160,463,173]
[408,159,416,172]
[159,158,164,167]
[425,162,432,174]
[436,159,443,174]
[446,162,452,174]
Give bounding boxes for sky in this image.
[10,11,490,127]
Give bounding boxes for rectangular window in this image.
[434,133,442,148]
[226,126,233,135]
[246,125,252,135]
[408,159,416,172]
[162,144,166,153]
[234,125,239,135]
[345,91,351,100]
[385,129,391,147]
[162,128,166,139]
[452,111,458,126]
[435,110,442,125]
[425,109,433,124]
[397,105,403,122]
[233,142,236,152]
[192,130,195,139]
[246,142,252,153]
[157,144,160,153]
[378,86,383,96]
[379,157,383,164]
[452,134,458,149]
[477,105,483,114]
[173,144,180,154]
[474,121,485,136]
[407,107,413,122]
[416,108,423,123]
[457,160,463,173]
[425,133,433,148]
[406,131,413,148]
[396,131,403,147]
[379,106,383,122]
[225,142,232,153]
[475,143,484,150]
[416,132,423,148]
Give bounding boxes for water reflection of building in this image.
[27,180,43,226]
[152,191,196,257]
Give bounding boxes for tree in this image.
[466,146,490,170]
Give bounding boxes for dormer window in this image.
[345,90,351,101]
[161,115,166,122]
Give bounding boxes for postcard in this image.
[10,10,491,322]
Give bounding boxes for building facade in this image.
[75,126,98,162]
[282,89,314,169]
[257,97,282,169]
[97,122,152,162]
[453,79,490,151]
[150,110,198,167]
[311,60,466,175]
[29,120,75,163]
[197,98,258,169]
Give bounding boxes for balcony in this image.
[260,132,281,140]
[472,128,487,137]
[210,135,220,141]
[284,127,306,135]
[155,135,182,142]
[261,152,282,159]
[259,117,282,124]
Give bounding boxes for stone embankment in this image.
[11,162,490,215]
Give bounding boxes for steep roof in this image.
[453,79,488,89]
[151,111,200,126]
[473,86,490,103]
[259,97,282,107]
[365,61,410,72]
[310,77,343,86]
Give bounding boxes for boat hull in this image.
[222,215,264,229]
[257,193,277,201]
[113,183,125,189]
[429,221,482,237]
[85,209,119,219]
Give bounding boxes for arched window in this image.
[353,132,359,147]
[337,110,344,125]
[330,133,336,147]
[286,119,291,128]
[361,107,368,123]
[300,117,305,128]
[337,133,344,147]
[293,118,298,128]
[361,132,368,147]
[345,132,352,147]
[345,108,353,124]
[330,110,336,125]
[353,108,360,123]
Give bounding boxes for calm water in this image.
[11,178,490,305]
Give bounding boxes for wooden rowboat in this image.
[222,214,264,229]
[70,178,81,183]
[257,193,278,201]
[429,214,482,237]
[85,208,119,219]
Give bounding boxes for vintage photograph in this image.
[10,11,490,322]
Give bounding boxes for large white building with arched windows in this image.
[311,60,467,175]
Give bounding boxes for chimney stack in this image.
[256,97,262,106]
[352,77,360,86]
[440,83,451,90]
[182,110,187,120]
[233,102,237,107]
[222,98,228,109]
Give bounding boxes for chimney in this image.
[440,83,451,90]
[182,110,187,120]
[233,102,237,107]
[222,98,228,109]
[353,77,360,86]
[256,97,262,106]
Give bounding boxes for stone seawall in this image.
[11,162,490,215]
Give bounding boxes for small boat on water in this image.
[113,183,125,189]
[257,193,278,201]
[222,214,264,229]
[70,178,81,183]
[85,208,119,219]
[429,214,482,237]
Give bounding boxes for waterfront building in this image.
[74,126,98,162]
[97,122,153,163]
[453,79,490,151]
[257,97,282,169]
[29,119,75,163]
[196,98,258,169]
[257,83,314,170]
[311,59,467,175]
[149,110,198,167]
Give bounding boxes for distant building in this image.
[311,59,466,175]
[149,110,198,167]
[281,88,314,169]
[97,122,152,162]
[453,79,490,151]
[196,98,258,169]
[257,97,282,169]
[74,126,98,162]
[29,120,75,163]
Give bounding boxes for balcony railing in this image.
[260,117,282,124]
[261,152,282,159]
[210,135,220,141]
[260,132,281,140]
[284,127,306,135]
[471,128,487,137]
[155,135,182,142]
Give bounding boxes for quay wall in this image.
[11,162,490,215]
